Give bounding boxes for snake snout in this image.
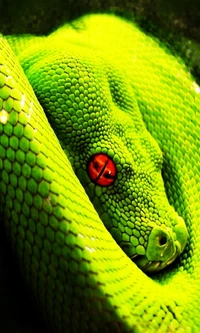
[145,226,176,263]
[135,217,188,273]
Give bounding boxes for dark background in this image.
[0,1,200,332]
[0,0,200,80]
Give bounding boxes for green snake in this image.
[0,12,199,333]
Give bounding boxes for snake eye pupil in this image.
[87,153,117,186]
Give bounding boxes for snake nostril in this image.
[159,235,168,246]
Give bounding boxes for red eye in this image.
[87,153,117,186]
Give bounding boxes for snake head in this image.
[19,30,189,273]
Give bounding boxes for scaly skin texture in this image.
[6,23,188,273]
[0,13,199,332]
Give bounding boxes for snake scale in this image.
[0,9,200,333]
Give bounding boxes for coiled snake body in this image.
[0,13,199,333]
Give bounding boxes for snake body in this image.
[0,13,200,333]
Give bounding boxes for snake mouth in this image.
[133,240,182,273]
